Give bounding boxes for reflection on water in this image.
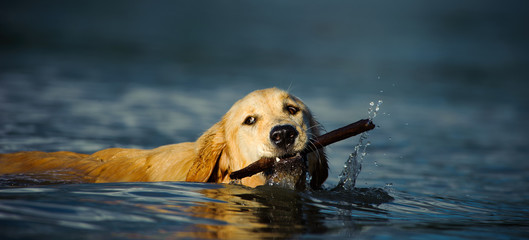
[191,185,393,239]
[0,182,394,239]
[2,181,525,239]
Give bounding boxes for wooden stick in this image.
[229,119,375,180]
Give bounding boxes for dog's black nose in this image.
[270,125,298,149]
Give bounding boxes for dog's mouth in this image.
[263,152,307,190]
[272,152,302,164]
[229,151,308,190]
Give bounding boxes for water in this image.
[336,100,381,190]
[1,1,529,239]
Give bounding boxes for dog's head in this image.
[186,88,328,189]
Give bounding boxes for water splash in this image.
[335,100,382,191]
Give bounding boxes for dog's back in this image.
[0,151,99,183]
[0,142,197,183]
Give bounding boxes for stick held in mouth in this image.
[229,119,376,180]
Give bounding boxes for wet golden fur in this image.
[0,88,328,188]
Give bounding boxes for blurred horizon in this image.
[1,1,527,97]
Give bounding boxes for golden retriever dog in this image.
[0,88,328,189]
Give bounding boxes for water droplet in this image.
[369,101,374,106]
[379,90,384,93]
[388,137,392,141]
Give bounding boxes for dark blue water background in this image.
[1,1,528,239]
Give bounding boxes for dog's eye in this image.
[243,116,257,125]
[286,106,299,115]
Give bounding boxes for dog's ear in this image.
[306,116,329,189]
[186,120,226,182]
